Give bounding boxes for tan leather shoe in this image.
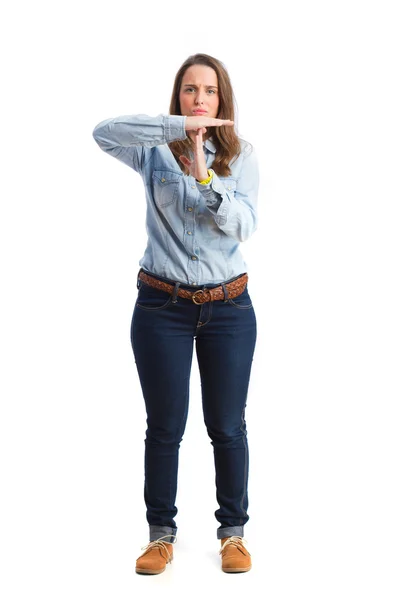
[220,536,252,573]
[135,535,175,575]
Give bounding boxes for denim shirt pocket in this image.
[152,169,182,207]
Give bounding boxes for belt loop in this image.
[171,282,181,303]
[137,268,143,289]
[221,282,229,302]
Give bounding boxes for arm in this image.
[92,113,187,173]
[196,146,259,242]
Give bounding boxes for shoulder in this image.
[234,138,259,180]
[239,138,254,158]
[229,138,255,171]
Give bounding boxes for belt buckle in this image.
[192,289,206,305]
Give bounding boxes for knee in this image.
[206,423,247,448]
[145,422,186,446]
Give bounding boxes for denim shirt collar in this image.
[204,137,216,153]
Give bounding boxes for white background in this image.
[1,0,394,598]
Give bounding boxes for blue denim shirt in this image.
[92,114,259,285]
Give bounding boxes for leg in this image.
[195,286,257,539]
[131,283,195,542]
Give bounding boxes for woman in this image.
[92,53,259,574]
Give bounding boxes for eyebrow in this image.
[183,84,218,89]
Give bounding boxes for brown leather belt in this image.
[138,271,248,305]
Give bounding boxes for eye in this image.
[184,87,217,94]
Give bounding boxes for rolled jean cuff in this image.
[149,525,177,544]
[217,526,244,540]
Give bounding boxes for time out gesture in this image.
[179,116,234,181]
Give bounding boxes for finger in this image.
[212,119,234,126]
[185,116,234,131]
[193,129,204,152]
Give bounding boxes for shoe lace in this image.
[219,535,248,555]
[138,534,176,562]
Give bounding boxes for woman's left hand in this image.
[179,128,209,181]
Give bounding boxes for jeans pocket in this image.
[227,287,253,310]
[136,283,173,311]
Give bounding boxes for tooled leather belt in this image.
[138,271,248,305]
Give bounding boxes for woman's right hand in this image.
[185,116,234,132]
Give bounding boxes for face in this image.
[179,65,220,118]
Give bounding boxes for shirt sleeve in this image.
[92,114,187,174]
[195,145,259,242]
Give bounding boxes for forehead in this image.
[181,64,218,85]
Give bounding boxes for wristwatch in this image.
[196,169,213,185]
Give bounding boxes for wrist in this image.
[196,168,213,185]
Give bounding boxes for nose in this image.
[195,89,205,105]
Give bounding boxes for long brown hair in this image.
[168,53,242,177]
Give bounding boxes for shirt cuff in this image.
[164,115,187,143]
[197,172,228,215]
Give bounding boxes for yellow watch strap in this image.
[197,169,213,185]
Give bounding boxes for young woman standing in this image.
[92,53,259,574]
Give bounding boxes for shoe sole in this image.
[222,566,252,573]
[135,566,167,575]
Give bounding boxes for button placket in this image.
[185,189,197,255]
[186,177,201,282]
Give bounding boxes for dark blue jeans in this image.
[130,269,257,542]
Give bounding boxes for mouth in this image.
[193,110,207,114]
